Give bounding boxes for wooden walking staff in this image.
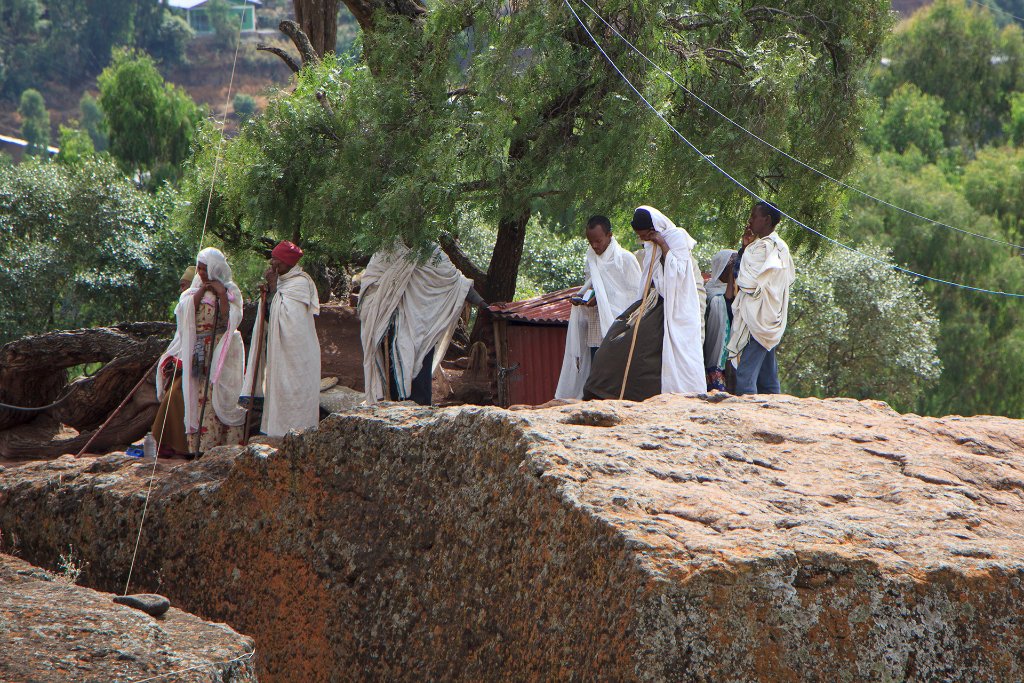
[242,285,268,441]
[75,358,161,457]
[618,244,660,400]
[195,299,221,455]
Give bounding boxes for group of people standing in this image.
[151,241,322,456]
[557,201,796,401]
[146,200,793,456]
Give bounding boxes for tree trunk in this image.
[483,210,530,304]
[293,0,341,56]
[0,324,174,458]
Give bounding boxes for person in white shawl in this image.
[727,201,796,395]
[156,247,246,453]
[703,249,737,391]
[359,242,486,405]
[555,215,642,399]
[631,206,706,395]
[242,240,321,437]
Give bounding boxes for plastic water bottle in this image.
[143,432,157,461]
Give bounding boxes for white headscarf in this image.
[635,206,706,395]
[705,249,736,298]
[158,246,247,433]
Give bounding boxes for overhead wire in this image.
[573,0,1024,251]
[967,0,1024,25]
[122,9,249,598]
[563,0,1024,298]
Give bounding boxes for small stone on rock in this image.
[113,593,170,617]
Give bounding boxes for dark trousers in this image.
[389,348,434,406]
[734,338,781,395]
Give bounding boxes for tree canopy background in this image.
[8,0,1024,419]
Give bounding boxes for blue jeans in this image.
[734,338,780,395]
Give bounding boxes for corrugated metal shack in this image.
[488,288,574,407]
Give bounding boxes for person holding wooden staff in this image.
[242,240,321,437]
[157,247,246,455]
[584,206,705,400]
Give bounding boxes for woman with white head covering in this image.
[156,247,246,455]
[703,249,737,391]
[584,206,706,399]
[629,206,707,395]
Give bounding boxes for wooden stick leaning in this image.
[75,358,161,457]
[383,327,392,401]
[242,285,268,441]
[195,299,221,456]
[619,244,660,401]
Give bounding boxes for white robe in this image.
[637,206,706,395]
[555,236,642,399]
[728,232,795,366]
[359,244,471,404]
[243,267,321,437]
[157,248,247,432]
[703,249,736,370]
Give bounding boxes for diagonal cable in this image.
[564,0,1024,298]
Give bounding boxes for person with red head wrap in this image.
[243,240,322,437]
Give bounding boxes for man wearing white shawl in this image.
[242,240,321,437]
[631,206,707,395]
[727,201,796,395]
[703,249,737,391]
[156,247,246,453]
[359,242,486,405]
[555,216,642,399]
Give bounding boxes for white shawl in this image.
[243,266,321,437]
[637,206,706,395]
[703,249,736,370]
[157,247,247,433]
[555,236,642,399]
[728,232,795,366]
[359,243,471,404]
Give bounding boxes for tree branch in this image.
[279,20,320,68]
[256,44,301,73]
[315,90,342,142]
[439,233,487,291]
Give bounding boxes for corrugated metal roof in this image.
[488,287,576,325]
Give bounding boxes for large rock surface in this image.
[0,553,256,682]
[1,394,1024,681]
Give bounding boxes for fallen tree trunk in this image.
[0,323,173,459]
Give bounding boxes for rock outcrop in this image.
[0,553,256,682]
[2,394,1024,681]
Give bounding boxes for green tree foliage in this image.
[873,0,1024,148]
[1003,90,1024,144]
[780,245,941,410]
[879,83,948,161]
[207,0,240,50]
[97,48,202,182]
[140,12,195,66]
[182,0,892,303]
[55,125,96,165]
[844,150,1024,417]
[17,88,48,156]
[0,157,191,344]
[232,92,257,121]
[962,145,1024,237]
[0,0,42,95]
[0,2,194,97]
[79,93,108,152]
